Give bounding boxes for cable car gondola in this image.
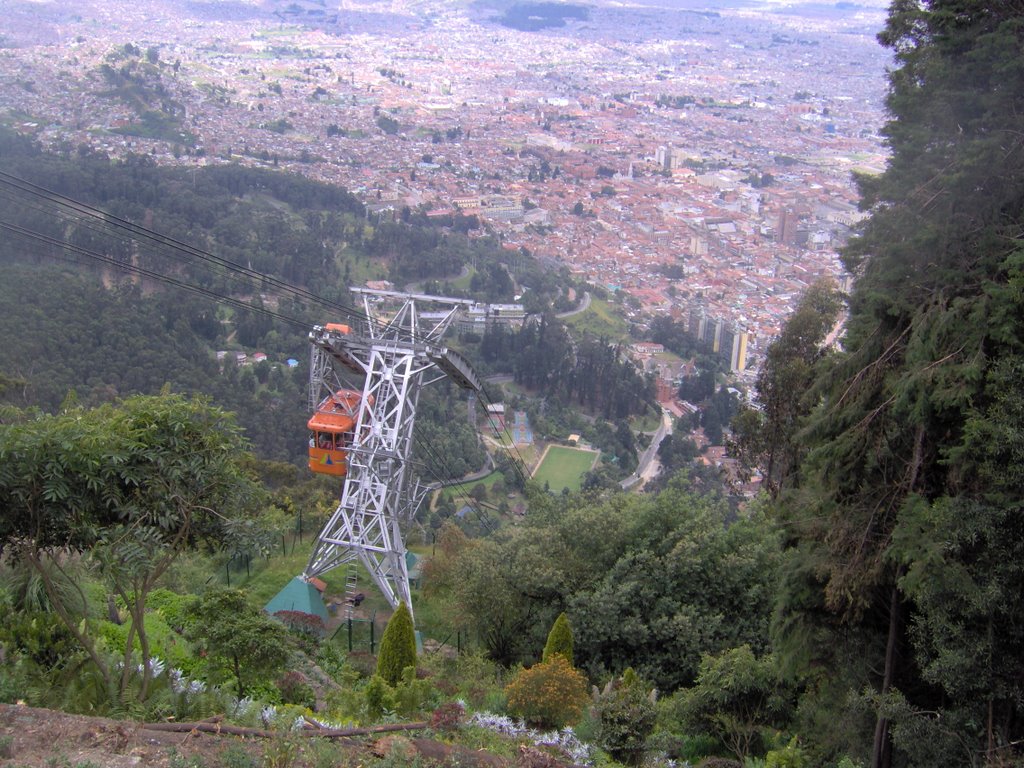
[308,388,362,476]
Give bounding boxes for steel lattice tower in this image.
[303,289,481,616]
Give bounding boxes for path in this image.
[621,408,673,490]
[555,290,591,319]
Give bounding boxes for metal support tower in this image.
[303,289,481,617]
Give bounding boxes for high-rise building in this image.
[777,208,799,246]
[729,329,749,372]
[655,145,672,171]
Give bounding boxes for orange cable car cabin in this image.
[308,389,362,476]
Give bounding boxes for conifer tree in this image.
[375,602,416,686]
[769,3,1024,766]
[542,611,574,665]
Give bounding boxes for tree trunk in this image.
[27,551,115,703]
[986,615,995,761]
[233,653,244,698]
[872,579,901,768]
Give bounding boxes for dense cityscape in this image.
[0,0,890,375]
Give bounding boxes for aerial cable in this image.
[0,221,310,330]
[473,386,532,489]
[0,170,370,325]
[2,171,532,504]
[414,438,496,534]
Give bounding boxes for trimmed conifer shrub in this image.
[505,654,588,729]
[542,612,574,665]
[375,602,416,686]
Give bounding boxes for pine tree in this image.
[542,611,574,665]
[375,602,416,686]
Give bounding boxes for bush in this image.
[276,670,316,708]
[421,652,506,710]
[273,610,327,640]
[593,669,657,765]
[365,675,397,719]
[505,655,589,729]
[431,701,465,732]
[542,612,574,665]
[148,588,197,633]
[376,603,416,686]
[346,651,378,679]
[394,665,440,718]
[765,738,806,768]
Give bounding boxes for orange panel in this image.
[308,447,348,476]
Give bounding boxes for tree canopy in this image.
[0,393,259,703]
[761,2,1024,765]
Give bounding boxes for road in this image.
[556,291,592,319]
[621,408,673,490]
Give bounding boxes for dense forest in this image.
[733,3,1024,764]
[0,126,582,307]
[475,318,655,422]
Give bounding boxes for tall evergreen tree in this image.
[542,611,574,665]
[376,602,417,686]
[771,3,1024,766]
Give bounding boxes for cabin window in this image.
[317,432,334,450]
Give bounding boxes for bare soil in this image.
[0,704,286,767]
[0,705,574,768]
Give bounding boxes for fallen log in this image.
[139,719,430,739]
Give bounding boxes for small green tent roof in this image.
[264,577,329,623]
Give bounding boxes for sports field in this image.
[532,445,599,493]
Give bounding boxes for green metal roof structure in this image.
[264,577,329,622]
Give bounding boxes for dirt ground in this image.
[0,703,286,767]
[0,704,572,768]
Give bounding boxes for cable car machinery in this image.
[302,288,481,618]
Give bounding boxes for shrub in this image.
[765,738,806,768]
[346,651,378,679]
[593,669,657,766]
[431,701,465,732]
[273,610,327,640]
[364,675,397,719]
[148,589,197,633]
[376,603,416,686]
[394,665,440,718]
[505,655,589,729]
[276,670,316,708]
[421,652,505,710]
[542,612,574,665]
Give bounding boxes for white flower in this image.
[468,712,594,766]
[169,668,185,694]
[232,697,255,717]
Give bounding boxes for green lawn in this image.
[563,295,630,341]
[438,470,504,502]
[532,445,599,493]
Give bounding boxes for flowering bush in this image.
[273,610,326,639]
[505,655,589,730]
[431,701,465,732]
[276,670,316,708]
[468,711,593,765]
